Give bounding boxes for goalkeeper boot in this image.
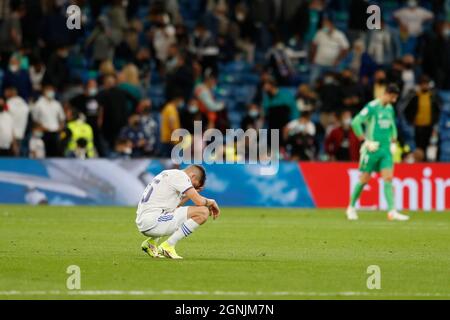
[159,241,183,259]
[346,206,359,221]
[388,210,410,221]
[141,238,163,258]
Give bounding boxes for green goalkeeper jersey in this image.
[351,99,398,149]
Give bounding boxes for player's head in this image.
[383,84,400,104]
[185,165,206,190]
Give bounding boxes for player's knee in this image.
[199,206,210,221]
[360,175,370,184]
[192,207,209,224]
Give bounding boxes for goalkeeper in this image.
[346,84,409,221]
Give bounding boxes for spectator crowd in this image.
[0,0,449,163]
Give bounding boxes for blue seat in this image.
[223,61,252,73]
[148,85,165,97]
[228,111,244,129]
[233,85,256,104]
[442,103,450,114]
[439,91,450,103]
[149,96,166,110]
[240,73,260,85]
[224,98,239,112]
[216,85,234,98]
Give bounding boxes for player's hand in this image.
[363,140,380,153]
[207,199,220,220]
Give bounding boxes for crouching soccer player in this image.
[136,165,220,259]
[347,84,409,221]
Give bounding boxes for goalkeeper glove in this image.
[390,142,397,155]
[363,140,380,153]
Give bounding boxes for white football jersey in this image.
[137,169,193,214]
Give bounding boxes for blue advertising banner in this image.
[0,159,314,208]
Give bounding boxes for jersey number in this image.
[141,179,160,204]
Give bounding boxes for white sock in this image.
[167,219,200,246]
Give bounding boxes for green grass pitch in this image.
[0,206,449,300]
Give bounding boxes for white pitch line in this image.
[0,290,449,298]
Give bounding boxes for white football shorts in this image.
[138,207,189,238]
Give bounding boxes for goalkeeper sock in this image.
[350,182,366,207]
[167,219,200,246]
[384,181,395,211]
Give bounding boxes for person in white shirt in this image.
[310,16,350,84]
[32,84,65,157]
[393,0,434,37]
[0,98,18,156]
[4,86,29,148]
[28,124,46,159]
[137,165,220,259]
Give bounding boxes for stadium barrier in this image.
[0,159,448,211]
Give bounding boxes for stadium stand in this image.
[0,0,448,163]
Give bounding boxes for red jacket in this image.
[325,127,361,161]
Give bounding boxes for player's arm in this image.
[352,105,379,152]
[351,106,371,141]
[184,187,220,219]
[178,195,190,207]
[178,185,204,207]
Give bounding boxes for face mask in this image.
[236,12,245,22]
[376,79,387,85]
[444,28,450,38]
[298,124,306,132]
[167,57,178,70]
[46,91,55,100]
[88,88,98,96]
[343,118,352,127]
[188,105,199,114]
[248,110,259,118]
[322,27,330,33]
[33,131,44,138]
[9,65,19,73]
[324,77,334,85]
[407,0,417,8]
[124,147,132,155]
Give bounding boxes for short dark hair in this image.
[190,165,206,188]
[386,84,400,95]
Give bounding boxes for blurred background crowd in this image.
[0,0,449,162]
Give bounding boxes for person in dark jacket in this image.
[43,46,71,91]
[404,75,441,157]
[419,20,450,90]
[97,75,129,153]
[2,54,32,100]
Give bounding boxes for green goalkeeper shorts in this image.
[359,148,394,173]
